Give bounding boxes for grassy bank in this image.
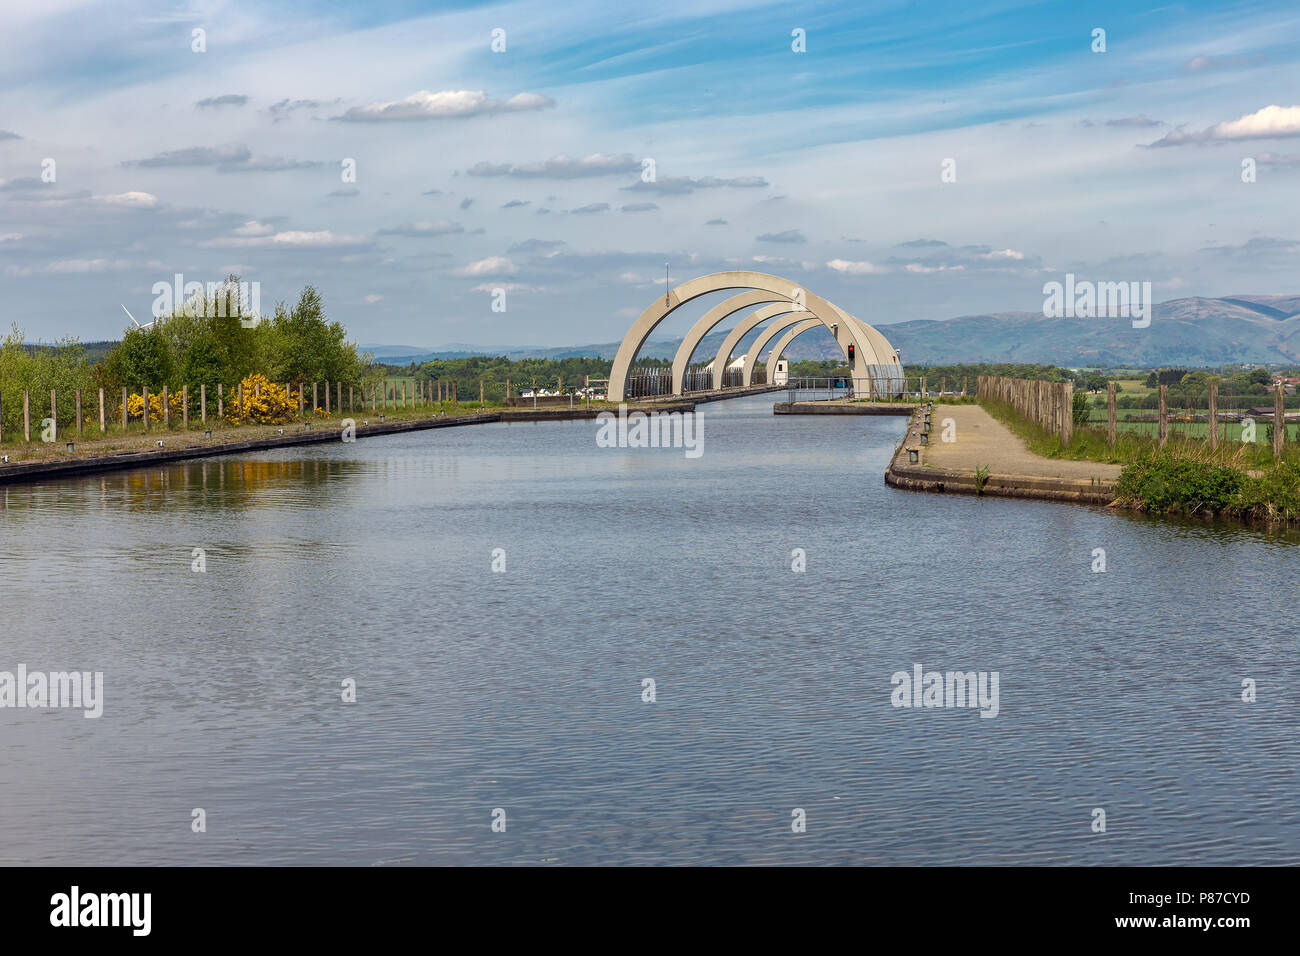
[979,396,1300,522]
[980,396,1295,468]
[0,401,502,463]
[1115,455,1300,522]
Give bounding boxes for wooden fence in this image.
[977,375,1073,447]
[0,378,491,446]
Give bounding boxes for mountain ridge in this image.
[364,294,1300,367]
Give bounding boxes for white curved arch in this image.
[670,290,786,395]
[744,316,823,385]
[608,271,886,401]
[708,303,814,390]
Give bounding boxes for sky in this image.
[2,0,1300,349]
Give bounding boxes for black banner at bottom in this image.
[0,865,1285,942]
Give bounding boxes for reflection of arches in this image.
[744,317,821,386]
[608,271,901,401]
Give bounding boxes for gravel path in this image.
[923,404,1123,480]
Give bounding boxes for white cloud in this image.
[452,256,518,277]
[827,258,890,274]
[904,263,965,273]
[202,230,369,248]
[363,294,383,304]
[45,258,133,273]
[94,191,158,208]
[466,153,640,178]
[1147,104,1300,147]
[337,90,554,122]
[233,220,275,237]
[470,282,543,293]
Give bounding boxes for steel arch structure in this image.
[608,271,902,401]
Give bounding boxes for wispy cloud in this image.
[467,153,639,178]
[123,144,322,172]
[1180,53,1266,73]
[335,90,554,122]
[195,94,248,109]
[625,175,768,195]
[452,256,517,277]
[375,221,464,237]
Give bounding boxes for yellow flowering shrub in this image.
[223,374,296,426]
[126,389,185,423]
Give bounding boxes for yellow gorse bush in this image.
[126,389,185,423]
[223,373,296,426]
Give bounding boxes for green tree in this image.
[105,325,174,389]
[267,286,365,385]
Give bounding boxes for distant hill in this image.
[883,294,1300,366]
[342,293,1300,368]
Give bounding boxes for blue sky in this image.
[2,0,1300,348]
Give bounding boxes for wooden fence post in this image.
[324,381,330,415]
[402,380,407,408]
[313,382,318,412]
[75,389,82,436]
[1107,381,1117,448]
[121,388,127,431]
[217,383,224,419]
[480,379,484,408]
[337,381,342,413]
[162,386,170,428]
[1158,385,1167,449]
[182,385,189,428]
[370,382,376,412]
[99,387,106,433]
[50,389,57,441]
[349,385,354,412]
[238,383,244,416]
[1274,383,1286,459]
[298,384,304,417]
[143,387,150,431]
[23,389,30,442]
[201,385,207,424]
[1207,381,1218,451]
[1060,382,1073,447]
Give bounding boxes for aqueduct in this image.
[607,271,904,401]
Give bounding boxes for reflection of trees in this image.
[0,455,374,515]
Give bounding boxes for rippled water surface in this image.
[1,394,1298,865]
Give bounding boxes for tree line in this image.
[1,280,369,435]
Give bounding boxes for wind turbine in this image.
[121,304,155,331]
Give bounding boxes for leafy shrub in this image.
[1116,455,1245,515]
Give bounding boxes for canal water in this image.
[1,394,1297,865]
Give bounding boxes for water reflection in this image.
[1,395,1298,866]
